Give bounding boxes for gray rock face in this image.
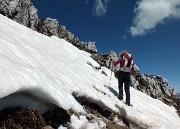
[38,18,59,37]
[79,41,97,54]
[0,0,97,53]
[0,0,39,30]
[131,74,176,100]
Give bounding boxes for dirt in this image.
[0,107,47,129]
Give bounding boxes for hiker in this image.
[112,50,134,106]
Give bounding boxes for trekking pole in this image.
[109,64,114,86]
[109,70,113,86]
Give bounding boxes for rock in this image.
[131,76,139,89]
[140,74,149,86]
[79,41,97,53]
[38,18,59,37]
[0,0,39,30]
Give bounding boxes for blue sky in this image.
[31,0,180,93]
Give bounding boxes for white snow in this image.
[0,14,180,129]
[70,115,105,129]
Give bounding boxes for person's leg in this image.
[118,72,124,100]
[124,73,130,105]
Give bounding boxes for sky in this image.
[31,0,180,92]
[0,14,180,128]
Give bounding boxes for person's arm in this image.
[112,57,123,66]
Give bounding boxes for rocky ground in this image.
[0,101,131,129]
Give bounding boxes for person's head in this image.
[119,50,127,57]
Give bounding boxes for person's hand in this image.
[112,61,115,66]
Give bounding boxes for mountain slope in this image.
[0,0,97,53]
[0,14,180,129]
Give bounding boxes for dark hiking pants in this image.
[118,71,130,105]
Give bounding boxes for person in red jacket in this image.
[112,50,134,106]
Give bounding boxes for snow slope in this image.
[0,14,180,129]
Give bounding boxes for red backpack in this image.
[120,53,134,73]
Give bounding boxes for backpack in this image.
[120,53,134,73]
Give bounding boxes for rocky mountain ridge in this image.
[0,0,97,53]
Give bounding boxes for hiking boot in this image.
[126,103,133,106]
[118,95,123,101]
[126,100,132,106]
